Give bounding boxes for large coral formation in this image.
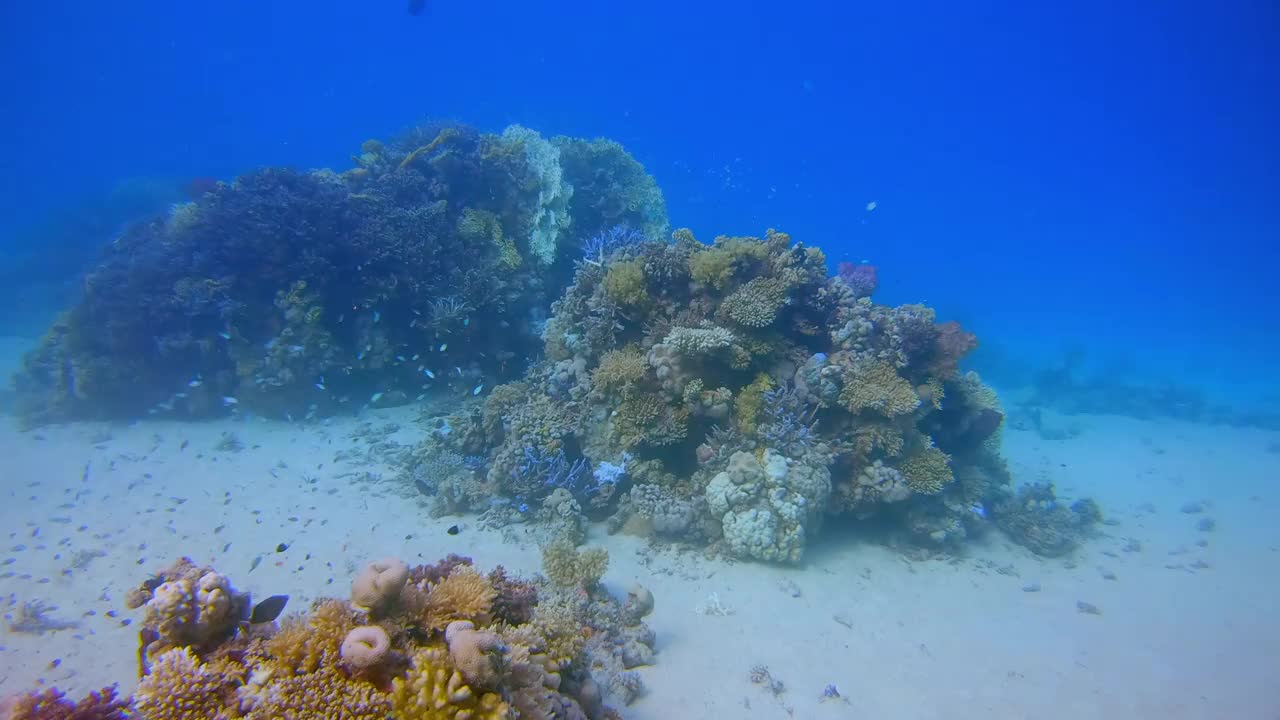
[13,122,667,424]
[411,227,1042,560]
[6,553,652,719]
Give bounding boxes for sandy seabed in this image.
[0,389,1277,719]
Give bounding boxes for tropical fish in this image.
[969,502,986,518]
[218,331,232,340]
[370,392,384,403]
[866,201,877,211]
[423,368,435,379]
[373,310,381,323]
[315,376,326,390]
[248,594,289,624]
[463,318,470,327]
[472,384,484,396]
[222,396,239,406]
[439,343,447,352]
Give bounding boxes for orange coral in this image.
[423,568,497,631]
[265,598,358,674]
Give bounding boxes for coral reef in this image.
[990,482,1102,556]
[13,122,667,424]
[6,552,653,719]
[408,227,1026,561]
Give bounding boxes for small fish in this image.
[472,384,484,396]
[365,344,372,352]
[969,502,986,518]
[357,351,366,360]
[222,396,239,406]
[174,392,187,399]
[415,393,426,401]
[447,524,460,535]
[188,378,203,387]
[315,378,326,390]
[373,310,381,323]
[423,369,435,379]
[455,367,462,376]
[370,392,384,403]
[249,555,263,573]
[866,201,877,211]
[517,503,529,513]
[439,343,447,352]
[248,594,289,624]
[275,542,289,553]
[412,354,420,360]
[463,318,470,327]
[396,355,406,362]
[218,331,232,340]
[338,313,345,323]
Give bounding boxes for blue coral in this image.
[580,225,645,263]
[759,386,818,455]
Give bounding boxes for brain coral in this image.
[705,450,832,563]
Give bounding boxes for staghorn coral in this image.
[541,539,610,589]
[423,567,497,631]
[389,646,510,720]
[591,347,649,399]
[661,325,736,355]
[133,648,241,720]
[237,664,391,720]
[838,359,920,417]
[898,445,954,495]
[719,277,789,328]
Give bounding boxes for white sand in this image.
[0,393,1277,718]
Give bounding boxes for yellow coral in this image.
[734,373,775,435]
[916,378,945,410]
[424,567,497,631]
[400,128,461,170]
[240,664,391,720]
[390,646,510,720]
[839,360,920,417]
[458,208,521,269]
[688,236,770,289]
[591,346,648,398]
[133,647,241,720]
[541,539,609,589]
[265,598,358,674]
[899,446,954,495]
[613,394,687,448]
[602,259,649,306]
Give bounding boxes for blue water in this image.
[2,1,1276,405]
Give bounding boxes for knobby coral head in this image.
[837,261,879,298]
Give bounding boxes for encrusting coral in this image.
[5,553,652,719]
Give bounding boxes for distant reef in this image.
[12,123,668,424]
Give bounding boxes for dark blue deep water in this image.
[3,0,1277,415]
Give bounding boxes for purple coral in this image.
[760,386,818,455]
[836,261,879,299]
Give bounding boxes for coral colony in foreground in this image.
[0,552,653,719]
[406,229,1100,559]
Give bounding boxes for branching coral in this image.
[266,598,359,674]
[661,325,736,354]
[133,648,242,720]
[423,567,497,631]
[541,538,610,589]
[719,277,789,328]
[898,445,954,495]
[591,346,649,398]
[3,686,129,720]
[602,259,649,307]
[838,359,920,417]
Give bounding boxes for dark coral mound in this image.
[13,124,666,424]
[419,229,1028,561]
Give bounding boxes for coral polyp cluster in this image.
[3,553,654,720]
[411,228,1083,559]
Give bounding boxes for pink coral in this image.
[930,321,977,379]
